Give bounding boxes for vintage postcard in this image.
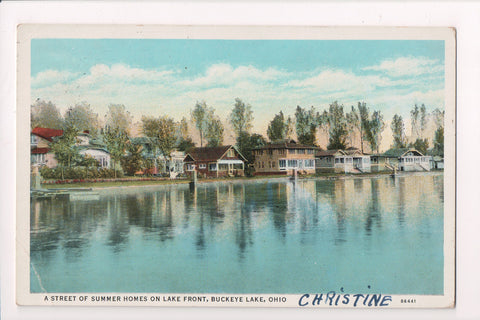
[16,25,455,308]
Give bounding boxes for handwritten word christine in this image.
[298,292,392,307]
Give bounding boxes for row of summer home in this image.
[184,140,438,178]
[31,127,439,179]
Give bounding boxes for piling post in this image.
[31,165,41,190]
[189,167,197,190]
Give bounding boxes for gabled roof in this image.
[383,148,424,158]
[316,149,346,157]
[31,127,63,141]
[253,140,317,150]
[184,145,247,162]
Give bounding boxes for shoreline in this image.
[40,170,444,191]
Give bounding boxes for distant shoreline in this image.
[40,170,444,191]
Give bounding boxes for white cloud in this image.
[31,70,80,88]
[31,61,444,137]
[180,63,288,87]
[363,56,444,77]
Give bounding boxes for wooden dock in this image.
[31,188,100,201]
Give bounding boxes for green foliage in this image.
[230,98,254,137]
[191,101,209,147]
[326,101,348,150]
[40,166,122,180]
[141,115,177,160]
[295,106,317,146]
[177,137,195,152]
[368,110,385,154]
[105,104,133,134]
[433,126,444,155]
[267,111,288,142]
[104,126,129,178]
[64,102,100,135]
[410,138,429,155]
[121,141,145,176]
[391,114,406,149]
[31,100,64,129]
[236,132,266,164]
[50,126,81,179]
[206,115,224,147]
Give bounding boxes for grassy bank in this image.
[40,170,408,189]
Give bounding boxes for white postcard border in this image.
[16,24,456,308]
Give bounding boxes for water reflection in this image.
[31,173,444,294]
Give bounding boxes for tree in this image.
[105,104,133,134]
[267,111,288,142]
[104,126,129,178]
[410,138,429,155]
[206,113,224,147]
[295,106,317,145]
[142,116,177,162]
[368,110,385,154]
[391,114,406,149]
[236,132,266,171]
[325,101,348,150]
[410,104,420,139]
[79,155,100,179]
[177,138,196,152]
[346,106,360,148]
[230,98,254,137]
[176,117,195,151]
[433,126,444,155]
[191,101,209,147]
[64,102,100,135]
[121,140,145,176]
[285,116,295,140]
[50,126,81,180]
[31,99,64,129]
[357,102,371,153]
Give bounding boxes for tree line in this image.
[31,98,445,178]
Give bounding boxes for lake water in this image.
[30,173,444,295]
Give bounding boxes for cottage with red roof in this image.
[183,145,247,178]
[31,127,63,168]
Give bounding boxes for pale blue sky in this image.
[31,39,445,142]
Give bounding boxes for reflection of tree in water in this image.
[30,197,107,263]
[364,179,382,236]
[397,177,406,226]
[105,194,131,252]
[234,184,253,260]
[268,183,289,241]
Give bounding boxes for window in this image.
[279,159,286,169]
[199,163,206,169]
[258,150,264,156]
[297,149,305,154]
[271,161,275,168]
[289,149,296,154]
[186,164,195,171]
[209,163,217,171]
[227,149,235,157]
[278,149,285,155]
[287,159,298,168]
[304,159,315,168]
[307,149,314,154]
[30,135,37,145]
[267,149,273,156]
